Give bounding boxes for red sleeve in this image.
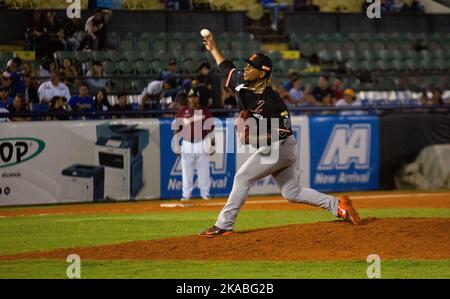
[176,107,184,118]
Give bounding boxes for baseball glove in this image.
[235,110,250,145]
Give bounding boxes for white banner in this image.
[235,116,310,195]
[0,119,161,206]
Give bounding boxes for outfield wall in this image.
[0,114,384,206]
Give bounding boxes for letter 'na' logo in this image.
[318,124,371,170]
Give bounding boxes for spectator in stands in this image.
[195,74,212,108]
[6,57,21,73]
[169,90,188,110]
[419,91,430,105]
[1,71,17,99]
[335,89,360,107]
[197,61,222,108]
[44,11,66,56]
[139,78,176,110]
[60,58,78,89]
[47,96,69,121]
[222,87,237,109]
[335,89,364,115]
[112,92,132,115]
[283,72,299,91]
[86,61,107,92]
[0,86,13,109]
[289,73,308,106]
[69,82,95,113]
[311,75,334,106]
[23,62,33,78]
[304,54,321,73]
[303,90,317,107]
[159,58,182,87]
[277,84,297,108]
[83,9,113,50]
[25,9,47,58]
[293,0,320,11]
[332,76,344,101]
[8,93,30,121]
[94,88,111,111]
[37,71,71,104]
[39,60,58,82]
[430,89,444,105]
[4,60,26,98]
[24,73,40,104]
[64,16,85,51]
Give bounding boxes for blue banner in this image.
[309,115,379,192]
[159,118,235,199]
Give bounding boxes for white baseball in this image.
[200,29,211,38]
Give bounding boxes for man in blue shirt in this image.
[69,82,95,112]
[0,86,13,109]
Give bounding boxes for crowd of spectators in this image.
[26,8,112,60]
[1,50,448,122]
[0,54,228,121]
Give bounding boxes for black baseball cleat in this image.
[199,226,233,237]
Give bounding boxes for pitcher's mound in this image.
[2,218,450,261]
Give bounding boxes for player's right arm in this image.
[203,32,243,91]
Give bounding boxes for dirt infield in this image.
[2,218,449,261]
[1,191,449,218]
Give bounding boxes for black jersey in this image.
[220,59,293,143]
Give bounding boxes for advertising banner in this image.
[309,115,380,192]
[159,118,235,199]
[0,119,161,206]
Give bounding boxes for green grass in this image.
[0,208,449,256]
[0,259,449,279]
[0,207,449,278]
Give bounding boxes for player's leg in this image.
[181,143,195,200]
[196,151,211,199]
[272,138,360,224]
[212,144,293,231]
[272,162,339,215]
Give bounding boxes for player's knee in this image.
[281,182,301,202]
[233,170,252,188]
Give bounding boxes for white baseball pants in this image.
[215,135,339,230]
[181,140,211,199]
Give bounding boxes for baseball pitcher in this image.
[199,30,360,237]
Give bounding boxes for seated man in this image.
[139,77,176,110]
[7,93,31,121]
[69,82,95,113]
[112,92,132,118]
[37,71,71,104]
[311,75,334,106]
[335,89,365,115]
[0,86,13,109]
